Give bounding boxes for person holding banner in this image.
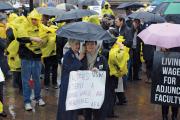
[56,40,83,120]
[80,41,108,120]
[160,47,180,120]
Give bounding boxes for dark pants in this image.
[162,105,179,119]
[84,108,105,120]
[13,71,22,92]
[0,82,3,103]
[116,92,126,103]
[132,48,141,80]
[107,75,118,116]
[145,59,153,80]
[44,55,58,86]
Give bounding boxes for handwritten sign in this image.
[151,51,180,106]
[0,68,4,82]
[66,70,106,111]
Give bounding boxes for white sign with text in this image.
[66,70,106,111]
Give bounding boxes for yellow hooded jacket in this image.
[108,36,130,77]
[25,9,49,54]
[101,2,114,17]
[6,15,23,71]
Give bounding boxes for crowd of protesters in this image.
[0,1,179,120]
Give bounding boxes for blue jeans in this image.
[21,59,42,104]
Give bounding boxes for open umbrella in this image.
[164,2,180,14]
[0,2,14,11]
[55,9,98,21]
[36,7,65,16]
[152,1,180,15]
[56,3,78,11]
[117,2,144,9]
[78,0,99,6]
[56,22,113,41]
[128,12,165,23]
[138,23,180,48]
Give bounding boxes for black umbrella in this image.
[56,22,113,41]
[55,9,98,21]
[128,12,165,23]
[0,2,14,11]
[36,7,65,16]
[78,0,99,6]
[117,2,144,9]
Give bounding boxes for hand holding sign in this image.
[66,70,106,111]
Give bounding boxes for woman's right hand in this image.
[79,52,85,60]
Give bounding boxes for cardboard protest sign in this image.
[66,70,106,111]
[151,51,180,106]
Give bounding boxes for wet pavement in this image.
[2,67,177,120]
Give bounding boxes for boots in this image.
[116,92,127,105]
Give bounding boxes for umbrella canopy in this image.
[164,2,180,14]
[55,9,98,21]
[56,3,78,11]
[117,2,144,9]
[151,0,176,5]
[57,22,113,41]
[152,1,180,15]
[138,23,180,48]
[128,12,165,23]
[36,7,65,16]
[0,2,14,11]
[78,0,99,6]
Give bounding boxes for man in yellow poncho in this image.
[101,2,114,17]
[16,9,47,111]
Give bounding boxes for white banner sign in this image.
[66,70,106,111]
[0,68,5,82]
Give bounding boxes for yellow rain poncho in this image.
[25,9,49,54]
[41,25,57,58]
[0,101,3,113]
[101,2,114,17]
[7,13,18,23]
[6,16,28,71]
[87,15,100,25]
[0,23,7,39]
[108,36,130,77]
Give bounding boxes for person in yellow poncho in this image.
[41,14,58,90]
[6,14,24,94]
[101,1,114,17]
[16,9,47,111]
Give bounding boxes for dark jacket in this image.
[113,24,133,48]
[56,36,67,64]
[81,53,108,71]
[81,53,108,120]
[57,49,82,120]
[17,37,42,60]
